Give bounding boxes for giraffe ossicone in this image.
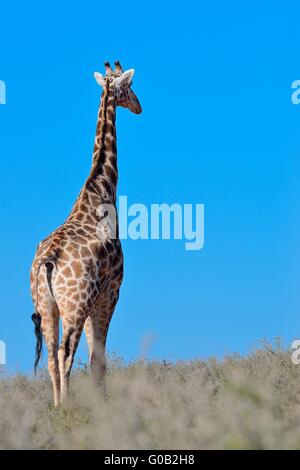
[30,60,142,407]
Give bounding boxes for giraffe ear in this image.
[94,72,106,88]
[115,69,135,87]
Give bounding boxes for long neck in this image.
[87,83,118,202]
[66,84,118,224]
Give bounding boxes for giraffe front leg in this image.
[84,315,94,364]
[85,296,119,393]
[84,314,106,390]
[91,338,107,391]
[58,312,85,403]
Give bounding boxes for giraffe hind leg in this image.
[58,312,86,403]
[44,312,60,408]
[31,265,61,407]
[36,304,61,408]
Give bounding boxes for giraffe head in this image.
[94,61,142,114]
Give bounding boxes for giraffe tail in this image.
[31,312,43,376]
[31,252,58,375]
[35,252,58,306]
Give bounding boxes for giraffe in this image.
[30,61,142,407]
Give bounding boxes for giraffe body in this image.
[30,61,141,406]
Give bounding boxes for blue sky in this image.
[0,1,300,372]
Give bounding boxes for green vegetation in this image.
[0,345,299,449]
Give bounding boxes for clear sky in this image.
[0,1,300,372]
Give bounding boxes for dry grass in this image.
[1,344,300,449]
